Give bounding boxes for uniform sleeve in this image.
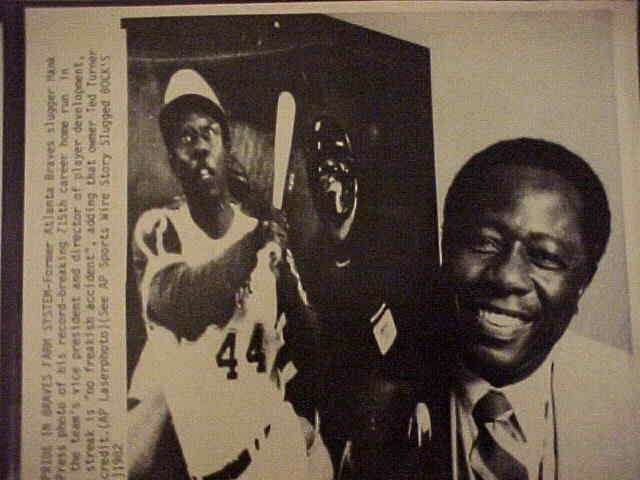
[132,208,262,341]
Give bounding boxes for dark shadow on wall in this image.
[123,14,438,383]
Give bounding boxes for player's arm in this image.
[133,209,269,340]
[276,249,335,433]
[146,233,261,340]
[277,250,329,370]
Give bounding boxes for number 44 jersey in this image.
[131,199,309,479]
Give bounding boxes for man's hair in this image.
[159,93,231,152]
[443,138,611,273]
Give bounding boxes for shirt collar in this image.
[503,360,551,437]
[457,356,552,438]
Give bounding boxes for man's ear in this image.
[167,152,183,180]
[579,263,599,298]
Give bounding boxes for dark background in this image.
[124,14,438,382]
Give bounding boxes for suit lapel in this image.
[551,335,591,480]
[552,341,581,480]
[415,378,453,479]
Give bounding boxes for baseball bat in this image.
[273,91,296,210]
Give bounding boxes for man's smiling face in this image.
[443,165,590,386]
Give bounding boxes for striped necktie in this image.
[470,390,528,480]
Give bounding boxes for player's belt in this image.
[202,449,251,480]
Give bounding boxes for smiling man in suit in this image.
[429,138,638,480]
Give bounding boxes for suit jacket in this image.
[550,332,638,480]
[415,332,639,480]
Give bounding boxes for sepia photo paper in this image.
[15,2,640,480]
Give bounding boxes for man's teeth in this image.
[477,309,524,328]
